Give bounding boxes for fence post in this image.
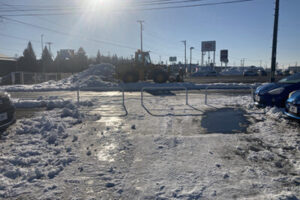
[185,88,188,105]
[122,89,125,107]
[21,72,24,84]
[11,72,15,85]
[141,88,144,106]
[205,87,208,105]
[77,87,80,106]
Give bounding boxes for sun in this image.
[85,0,115,11]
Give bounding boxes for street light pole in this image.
[270,0,280,82]
[137,20,144,52]
[190,47,194,74]
[41,34,44,55]
[181,40,186,74]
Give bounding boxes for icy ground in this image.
[0,91,299,200]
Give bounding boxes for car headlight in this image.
[268,87,284,95]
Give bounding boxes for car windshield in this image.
[278,73,300,84]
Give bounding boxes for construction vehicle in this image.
[116,50,183,83]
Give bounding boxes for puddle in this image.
[201,107,249,134]
[145,90,176,96]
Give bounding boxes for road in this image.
[186,75,285,84]
[4,90,300,199]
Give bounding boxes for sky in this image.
[0,0,299,68]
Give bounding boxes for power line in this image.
[0,0,256,16]
[0,33,40,43]
[1,16,137,51]
[0,2,67,27]
[128,0,254,11]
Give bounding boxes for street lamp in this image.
[181,40,187,75]
[190,47,194,74]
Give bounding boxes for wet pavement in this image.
[201,107,249,134]
[201,108,250,134]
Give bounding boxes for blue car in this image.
[254,72,300,107]
[285,90,300,119]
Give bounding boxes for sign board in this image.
[201,41,216,52]
[220,49,228,63]
[169,56,177,62]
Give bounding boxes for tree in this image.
[74,47,88,72]
[41,47,53,72]
[96,50,101,64]
[18,42,38,72]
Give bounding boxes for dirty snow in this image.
[0,63,118,92]
[0,63,261,93]
[0,87,299,199]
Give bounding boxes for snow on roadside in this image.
[1,63,118,92]
[0,103,85,198]
[12,96,94,110]
[0,63,261,92]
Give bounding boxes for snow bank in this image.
[0,63,262,92]
[220,67,245,76]
[0,110,81,198]
[1,63,118,92]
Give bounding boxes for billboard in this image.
[169,56,177,62]
[220,49,228,63]
[201,41,216,52]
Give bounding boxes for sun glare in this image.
[85,0,115,11]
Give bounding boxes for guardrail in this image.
[141,86,188,107]
[77,86,125,107]
[76,86,127,117]
[204,85,254,104]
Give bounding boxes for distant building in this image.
[288,66,300,73]
[0,54,17,76]
[56,49,75,60]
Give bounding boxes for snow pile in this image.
[264,106,285,119]
[220,67,244,76]
[60,63,117,88]
[1,63,118,91]
[0,111,80,198]
[13,96,71,109]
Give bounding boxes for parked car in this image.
[204,71,218,76]
[258,69,267,76]
[191,70,217,77]
[0,92,15,131]
[243,70,258,76]
[254,72,300,107]
[285,90,300,119]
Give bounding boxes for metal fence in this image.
[76,87,127,117]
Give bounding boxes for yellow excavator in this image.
[116,50,183,83]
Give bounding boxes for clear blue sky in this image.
[0,0,299,68]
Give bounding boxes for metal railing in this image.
[141,86,188,107]
[204,85,254,104]
[76,86,127,117]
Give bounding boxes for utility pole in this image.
[190,47,194,74]
[270,0,280,82]
[41,34,44,55]
[137,20,144,52]
[181,40,187,74]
